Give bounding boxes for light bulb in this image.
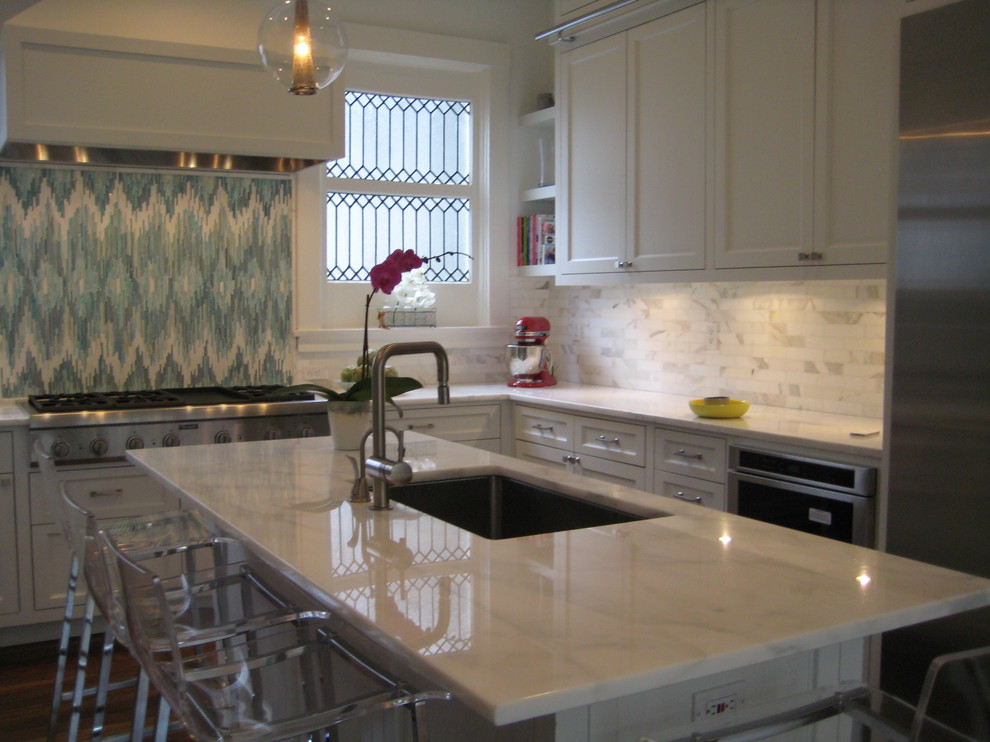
[258,0,347,96]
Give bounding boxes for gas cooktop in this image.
[28,385,314,414]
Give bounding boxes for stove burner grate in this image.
[28,385,314,413]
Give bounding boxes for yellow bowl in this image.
[689,398,750,418]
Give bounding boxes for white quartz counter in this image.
[398,383,883,457]
[0,398,31,426]
[127,435,988,726]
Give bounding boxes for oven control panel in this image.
[32,412,329,465]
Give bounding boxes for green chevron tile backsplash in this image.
[0,165,293,396]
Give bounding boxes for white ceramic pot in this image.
[326,400,371,451]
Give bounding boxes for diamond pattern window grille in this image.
[326,90,473,283]
[326,192,471,282]
[327,91,471,184]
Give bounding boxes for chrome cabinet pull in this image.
[89,488,124,498]
[673,491,703,504]
[562,455,581,464]
[596,435,621,445]
[532,424,555,432]
[406,423,435,430]
[674,449,703,460]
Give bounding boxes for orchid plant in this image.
[277,249,461,410]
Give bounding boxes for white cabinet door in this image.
[628,3,708,272]
[0,474,18,615]
[559,33,628,276]
[713,0,817,269]
[812,0,897,266]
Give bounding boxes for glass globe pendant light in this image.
[258,0,347,95]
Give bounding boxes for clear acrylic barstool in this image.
[34,443,219,742]
[106,530,451,742]
[649,644,990,742]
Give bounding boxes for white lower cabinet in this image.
[513,405,647,490]
[27,466,174,612]
[386,403,502,453]
[0,432,19,616]
[653,428,728,510]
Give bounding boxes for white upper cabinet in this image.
[811,0,898,266]
[558,33,628,275]
[0,1,344,164]
[713,0,896,269]
[712,0,816,269]
[558,3,707,278]
[555,0,897,283]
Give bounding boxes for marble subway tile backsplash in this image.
[509,277,886,418]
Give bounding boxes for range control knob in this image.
[125,436,145,450]
[296,425,316,438]
[162,433,180,448]
[89,439,109,457]
[51,440,71,459]
[264,429,283,441]
[214,431,232,444]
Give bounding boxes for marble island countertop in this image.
[395,382,884,457]
[127,434,988,726]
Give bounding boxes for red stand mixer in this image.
[505,316,557,387]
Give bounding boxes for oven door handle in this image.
[88,488,125,498]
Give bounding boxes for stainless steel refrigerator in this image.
[881,0,990,724]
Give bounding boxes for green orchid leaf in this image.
[273,377,424,416]
[272,383,348,402]
[344,376,423,416]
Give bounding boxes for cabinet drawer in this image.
[30,468,176,525]
[0,431,12,473]
[514,406,574,450]
[515,440,647,491]
[654,470,727,510]
[574,415,646,467]
[655,429,727,483]
[387,404,501,442]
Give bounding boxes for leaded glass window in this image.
[326,91,473,283]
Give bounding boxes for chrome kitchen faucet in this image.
[365,341,450,510]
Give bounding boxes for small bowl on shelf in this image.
[688,398,750,419]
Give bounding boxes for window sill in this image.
[296,325,512,353]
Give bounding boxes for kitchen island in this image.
[127,434,989,741]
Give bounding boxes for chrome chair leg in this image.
[66,593,98,742]
[48,553,80,742]
[153,697,172,742]
[130,670,150,742]
[90,628,117,742]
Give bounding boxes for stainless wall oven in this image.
[727,446,877,547]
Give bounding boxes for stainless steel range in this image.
[30,385,329,465]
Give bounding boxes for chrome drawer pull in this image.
[406,423,435,430]
[562,455,581,464]
[89,488,124,498]
[674,449,703,460]
[532,424,555,432]
[673,491,703,504]
[596,435,621,445]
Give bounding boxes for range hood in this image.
[0,0,344,173]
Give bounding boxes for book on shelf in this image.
[516,214,555,266]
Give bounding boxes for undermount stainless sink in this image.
[389,475,668,540]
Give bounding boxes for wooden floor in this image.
[0,634,193,742]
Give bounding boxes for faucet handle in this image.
[365,457,413,486]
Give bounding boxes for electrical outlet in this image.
[705,322,719,350]
[692,680,745,720]
[294,362,331,381]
